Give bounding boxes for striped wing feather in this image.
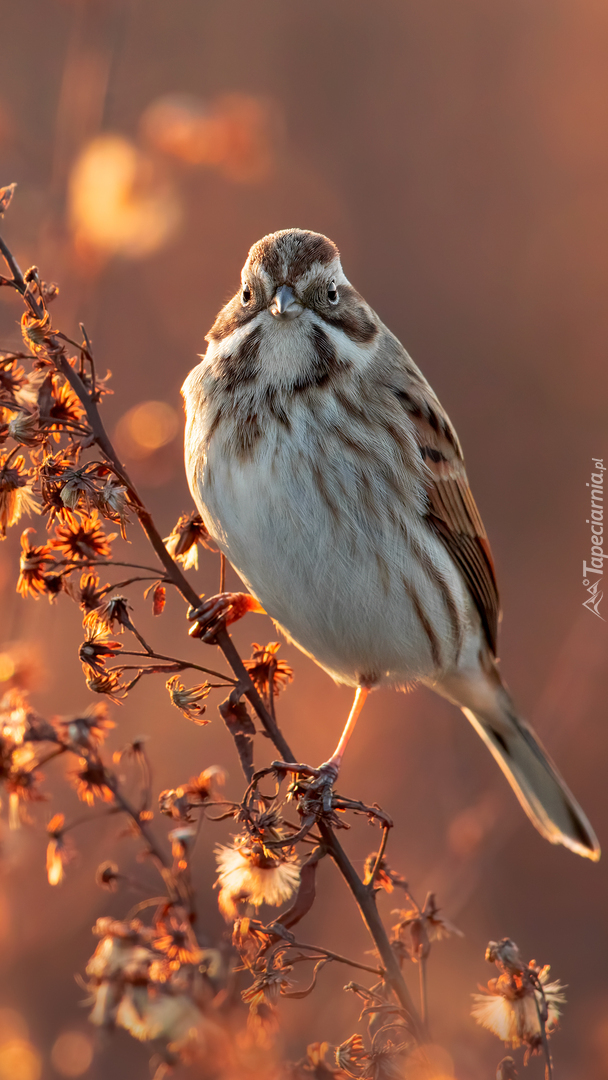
[396,385,500,654]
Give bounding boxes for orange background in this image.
[0,2,607,1078]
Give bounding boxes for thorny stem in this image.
[0,228,426,1042]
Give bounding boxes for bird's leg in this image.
[312,686,370,810]
[187,592,265,642]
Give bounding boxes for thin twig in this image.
[366,823,392,892]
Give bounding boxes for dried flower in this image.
[53,511,111,560]
[472,967,565,1051]
[21,308,51,351]
[87,594,132,634]
[7,766,47,826]
[166,675,210,723]
[0,457,39,538]
[7,407,41,446]
[0,355,27,395]
[242,968,292,1012]
[164,512,214,570]
[80,623,122,673]
[112,736,147,764]
[215,839,300,921]
[392,892,462,962]
[114,985,206,1044]
[59,703,115,748]
[70,757,115,806]
[244,642,293,701]
[59,471,98,512]
[0,183,16,217]
[46,813,74,885]
[95,861,120,891]
[85,668,125,704]
[76,571,106,613]
[16,529,55,596]
[334,1035,370,1076]
[46,378,85,434]
[169,824,197,869]
[363,853,407,893]
[153,913,201,966]
[496,1059,518,1080]
[485,939,525,976]
[159,766,224,822]
[0,688,29,744]
[97,478,129,535]
[472,941,566,1056]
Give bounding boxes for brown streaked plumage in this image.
[183,227,599,862]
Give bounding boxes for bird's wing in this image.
[392,367,500,655]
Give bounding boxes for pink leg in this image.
[323,686,370,774]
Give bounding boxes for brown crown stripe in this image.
[247,230,338,282]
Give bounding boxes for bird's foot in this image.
[187,592,265,642]
[272,759,340,818]
[308,760,340,814]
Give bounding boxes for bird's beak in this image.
[269,284,303,321]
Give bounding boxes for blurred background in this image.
[0,0,607,1077]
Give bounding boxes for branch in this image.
[319,822,426,1042]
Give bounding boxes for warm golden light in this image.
[69,135,181,259]
[0,655,15,683]
[0,1011,28,1045]
[51,1031,93,1077]
[140,92,277,182]
[0,1041,41,1080]
[403,1044,454,1078]
[114,401,180,460]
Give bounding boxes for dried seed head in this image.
[215,839,300,921]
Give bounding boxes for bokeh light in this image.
[51,1031,93,1077]
[0,1040,41,1080]
[69,135,181,259]
[140,92,278,182]
[113,401,180,461]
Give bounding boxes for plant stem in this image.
[419,957,428,1028]
[319,822,426,1041]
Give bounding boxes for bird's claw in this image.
[187,591,265,642]
[303,761,339,815]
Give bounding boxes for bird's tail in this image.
[438,671,600,860]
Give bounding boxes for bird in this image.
[182,228,599,861]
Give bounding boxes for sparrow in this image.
[182,228,599,861]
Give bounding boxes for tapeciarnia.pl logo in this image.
[582,457,605,620]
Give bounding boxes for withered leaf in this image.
[0,183,16,217]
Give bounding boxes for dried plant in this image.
[0,185,564,1078]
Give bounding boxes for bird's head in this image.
[206,229,377,348]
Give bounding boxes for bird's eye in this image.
[327,279,339,304]
[241,284,251,304]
